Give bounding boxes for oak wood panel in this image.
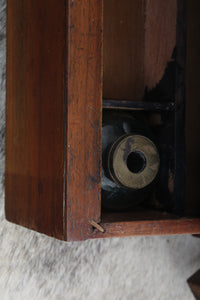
[91,218,200,239]
[5,0,65,239]
[65,0,102,241]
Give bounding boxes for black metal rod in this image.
[103,99,175,111]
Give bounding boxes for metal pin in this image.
[89,220,105,233]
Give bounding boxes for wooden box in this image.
[5,0,200,241]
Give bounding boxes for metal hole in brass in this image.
[108,134,160,190]
[126,151,146,174]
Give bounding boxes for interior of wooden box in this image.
[185,0,200,216]
[103,0,177,102]
[101,0,200,221]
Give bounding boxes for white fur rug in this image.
[0,1,199,299]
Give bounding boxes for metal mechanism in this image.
[108,134,160,190]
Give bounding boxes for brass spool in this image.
[107,134,160,190]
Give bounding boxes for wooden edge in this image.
[5,0,65,239]
[65,0,103,241]
[89,218,200,239]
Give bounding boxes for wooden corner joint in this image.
[89,220,105,233]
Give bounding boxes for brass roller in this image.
[107,134,160,190]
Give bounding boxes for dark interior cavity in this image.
[126,151,146,174]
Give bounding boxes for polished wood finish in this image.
[103,0,145,100]
[5,0,200,241]
[91,209,200,238]
[103,0,177,100]
[6,0,65,239]
[144,0,177,91]
[91,218,200,239]
[65,0,102,241]
[6,0,103,241]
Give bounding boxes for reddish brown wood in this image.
[103,0,145,101]
[90,218,200,239]
[5,0,200,241]
[5,0,65,239]
[6,0,103,241]
[103,0,177,100]
[65,0,102,241]
[144,0,177,90]
[101,210,179,223]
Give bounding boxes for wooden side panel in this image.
[5,0,65,239]
[103,0,177,101]
[185,0,200,215]
[91,218,200,239]
[103,0,145,101]
[144,0,177,91]
[66,0,102,241]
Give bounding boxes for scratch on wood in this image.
[88,118,99,133]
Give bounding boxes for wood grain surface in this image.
[65,0,102,241]
[5,0,65,239]
[144,0,177,91]
[103,0,145,100]
[91,218,200,239]
[103,0,177,101]
[5,0,200,241]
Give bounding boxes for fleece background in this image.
[0,0,200,299]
